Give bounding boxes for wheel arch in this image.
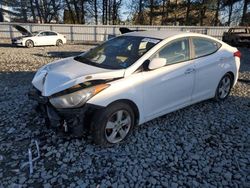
[226,71,235,86]
[107,99,140,126]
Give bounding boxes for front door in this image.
[143,38,195,120]
[36,32,49,46]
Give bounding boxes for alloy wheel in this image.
[218,76,231,99]
[105,110,132,143]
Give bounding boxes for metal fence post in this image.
[205,28,208,35]
[9,25,13,39]
[29,25,32,33]
[94,25,97,42]
[113,26,116,35]
[70,26,73,43]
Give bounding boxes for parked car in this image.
[222,27,250,46]
[29,31,241,145]
[12,25,67,48]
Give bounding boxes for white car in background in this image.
[29,30,241,145]
[12,25,67,48]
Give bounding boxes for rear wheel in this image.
[25,40,34,48]
[56,39,63,46]
[92,102,135,145]
[214,73,233,101]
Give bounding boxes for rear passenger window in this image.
[193,38,221,58]
[46,32,57,36]
[153,38,190,65]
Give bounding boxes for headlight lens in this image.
[49,84,109,108]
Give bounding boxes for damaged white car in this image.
[29,31,240,145]
[12,25,67,47]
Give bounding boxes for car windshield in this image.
[74,36,161,69]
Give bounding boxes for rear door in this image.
[191,37,223,102]
[46,31,58,45]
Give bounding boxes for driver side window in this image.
[153,38,190,65]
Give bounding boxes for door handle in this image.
[185,68,195,74]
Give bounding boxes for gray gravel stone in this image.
[171,182,178,188]
[43,183,51,188]
[224,172,232,181]
[149,177,157,185]
[0,44,249,188]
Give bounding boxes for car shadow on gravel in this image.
[33,51,84,59]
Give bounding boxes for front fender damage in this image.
[29,78,120,137]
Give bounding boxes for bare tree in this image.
[34,0,43,23]
[72,0,81,23]
[149,0,154,25]
[241,0,250,25]
[65,0,75,23]
[112,0,117,24]
[214,0,221,26]
[185,0,191,25]
[222,0,240,26]
[80,0,86,24]
[161,0,169,25]
[94,0,98,24]
[138,0,144,24]
[0,10,3,22]
[102,0,105,24]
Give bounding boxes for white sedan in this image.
[29,30,241,145]
[12,25,67,47]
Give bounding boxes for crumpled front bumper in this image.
[12,39,23,46]
[28,88,101,137]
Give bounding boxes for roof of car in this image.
[123,30,187,39]
[34,30,57,33]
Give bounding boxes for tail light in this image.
[234,51,241,58]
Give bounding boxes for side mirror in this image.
[148,58,167,70]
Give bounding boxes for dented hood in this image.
[32,57,125,96]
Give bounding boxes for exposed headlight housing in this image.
[49,84,109,108]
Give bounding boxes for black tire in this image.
[214,73,233,101]
[25,40,34,48]
[56,39,63,46]
[91,102,135,145]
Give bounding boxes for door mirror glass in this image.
[148,58,167,70]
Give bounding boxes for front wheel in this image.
[214,73,233,101]
[92,102,135,145]
[25,40,34,48]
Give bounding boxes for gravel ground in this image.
[0,43,249,188]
